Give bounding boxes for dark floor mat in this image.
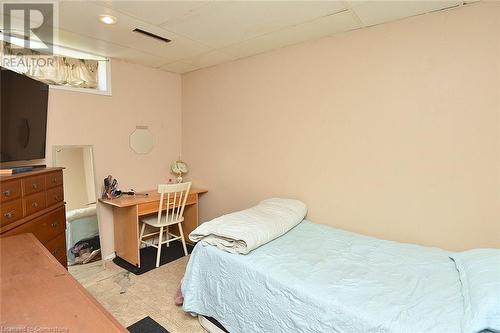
[114,240,193,275]
[127,316,169,333]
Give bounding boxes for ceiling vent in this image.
[133,28,171,43]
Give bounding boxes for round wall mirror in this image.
[130,126,154,154]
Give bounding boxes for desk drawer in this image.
[24,192,47,216]
[23,175,45,195]
[2,206,66,244]
[1,199,23,227]
[138,201,160,216]
[0,180,22,202]
[46,171,63,189]
[46,186,64,207]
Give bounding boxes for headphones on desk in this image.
[115,189,148,197]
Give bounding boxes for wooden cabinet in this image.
[44,232,68,266]
[0,199,23,226]
[45,171,63,188]
[0,180,22,202]
[0,167,67,268]
[23,174,46,195]
[24,191,47,215]
[46,186,64,206]
[3,206,66,244]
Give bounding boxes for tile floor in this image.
[69,257,206,333]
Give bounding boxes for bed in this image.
[183,220,499,333]
[66,205,99,264]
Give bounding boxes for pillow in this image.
[450,249,500,333]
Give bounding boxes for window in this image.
[0,38,111,95]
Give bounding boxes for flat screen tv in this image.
[0,67,49,163]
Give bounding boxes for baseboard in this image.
[103,253,116,261]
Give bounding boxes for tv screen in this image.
[0,67,49,163]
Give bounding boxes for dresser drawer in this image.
[45,171,63,189]
[0,179,22,202]
[2,206,65,244]
[0,199,23,227]
[57,254,68,269]
[24,192,47,216]
[23,175,46,195]
[45,232,67,261]
[46,186,64,207]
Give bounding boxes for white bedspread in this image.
[188,198,307,254]
[183,221,468,333]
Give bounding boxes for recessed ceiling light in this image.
[98,15,117,25]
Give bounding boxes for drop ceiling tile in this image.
[57,1,210,62]
[161,0,348,48]
[182,49,237,68]
[160,61,199,74]
[96,0,211,26]
[224,9,361,59]
[350,0,462,27]
[55,29,120,56]
[112,50,169,69]
[56,29,170,68]
[2,0,469,73]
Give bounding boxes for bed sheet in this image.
[183,221,465,333]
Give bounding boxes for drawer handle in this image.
[51,221,59,228]
[52,178,57,184]
[32,201,39,208]
[3,190,11,197]
[51,249,59,256]
[32,183,38,190]
[54,195,60,201]
[4,211,14,219]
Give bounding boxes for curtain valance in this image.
[1,42,99,88]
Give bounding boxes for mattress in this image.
[182,220,466,333]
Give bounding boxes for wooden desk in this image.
[99,188,207,268]
[0,233,128,333]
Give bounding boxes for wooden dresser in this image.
[0,167,67,268]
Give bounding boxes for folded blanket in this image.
[189,198,307,254]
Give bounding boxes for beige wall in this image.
[47,59,182,258]
[182,2,500,251]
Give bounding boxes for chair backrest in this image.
[157,182,192,225]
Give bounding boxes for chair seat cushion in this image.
[140,214,184,227]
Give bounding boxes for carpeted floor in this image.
[69,256,205,333]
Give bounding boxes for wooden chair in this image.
[139,182,192,267]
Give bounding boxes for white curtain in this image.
[1,42,99,88]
